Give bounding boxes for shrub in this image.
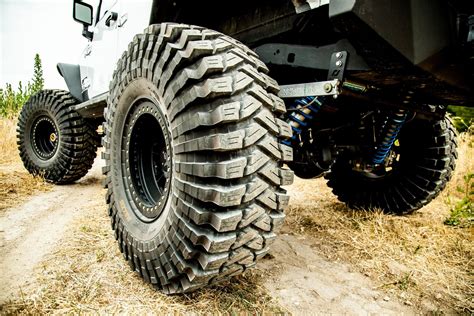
[0,54,44,118]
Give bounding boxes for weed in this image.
[397,273,414,291]
[448,106,474,133]
[445,173,473,228]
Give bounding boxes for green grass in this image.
[445,173,473,228]
[448,106,474,133]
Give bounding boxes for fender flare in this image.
[56,63,87,102]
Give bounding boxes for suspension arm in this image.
[278,80,340,98]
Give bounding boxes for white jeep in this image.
[17,0,471,293]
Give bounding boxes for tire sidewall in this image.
[21,102,62,170]
[109,78,173,241]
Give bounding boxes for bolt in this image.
[336,52,343,59]
[324,83,333,93]
[335,60,343,67]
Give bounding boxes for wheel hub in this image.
[49,133,58,142]
[31,116,59,160]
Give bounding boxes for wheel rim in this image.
[31,116,59,160]
[124,100,172,222]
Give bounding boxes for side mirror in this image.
[73,1,93,25]
[73,0,94,40]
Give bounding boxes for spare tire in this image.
[103,23,294,293]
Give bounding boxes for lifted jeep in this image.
[17,0,473,293]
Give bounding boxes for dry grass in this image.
[284,134,474,313]
[0,198,284,314]
[0,118,51,211]
[0,118,19,164]
[0,167,51,211]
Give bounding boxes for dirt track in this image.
[0,157,413,314]
[0,161,104,303]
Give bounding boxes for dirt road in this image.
[0,157,413,314]
[0,161,104,303]
[258,234,413,314]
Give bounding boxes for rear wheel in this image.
[103,23,294,293]
[17,90,98,184]
[326,117,457,215]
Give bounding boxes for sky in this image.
[0,0,88,89]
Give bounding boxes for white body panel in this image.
[79,0,152,99]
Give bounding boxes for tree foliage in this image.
[0,54,44,118]
[32,53,45,94]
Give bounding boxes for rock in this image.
[383,296,390,302]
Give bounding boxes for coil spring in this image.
[372,109,407,164]
[282,96,323,146]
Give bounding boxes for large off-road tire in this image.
[17,90,98,184]
[326,117,457,215]
[103,23,294,293]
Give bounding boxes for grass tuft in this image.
[444,173,473,228]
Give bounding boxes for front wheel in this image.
[17,90,98,184]
[326,117,457,215]
[103,23,294,293]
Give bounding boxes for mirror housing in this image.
[73,0,94,41]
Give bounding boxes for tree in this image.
[0,55,39,117]
[31,53,44,94]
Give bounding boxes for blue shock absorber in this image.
[282,96,323,146]
[372,109,408,164]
